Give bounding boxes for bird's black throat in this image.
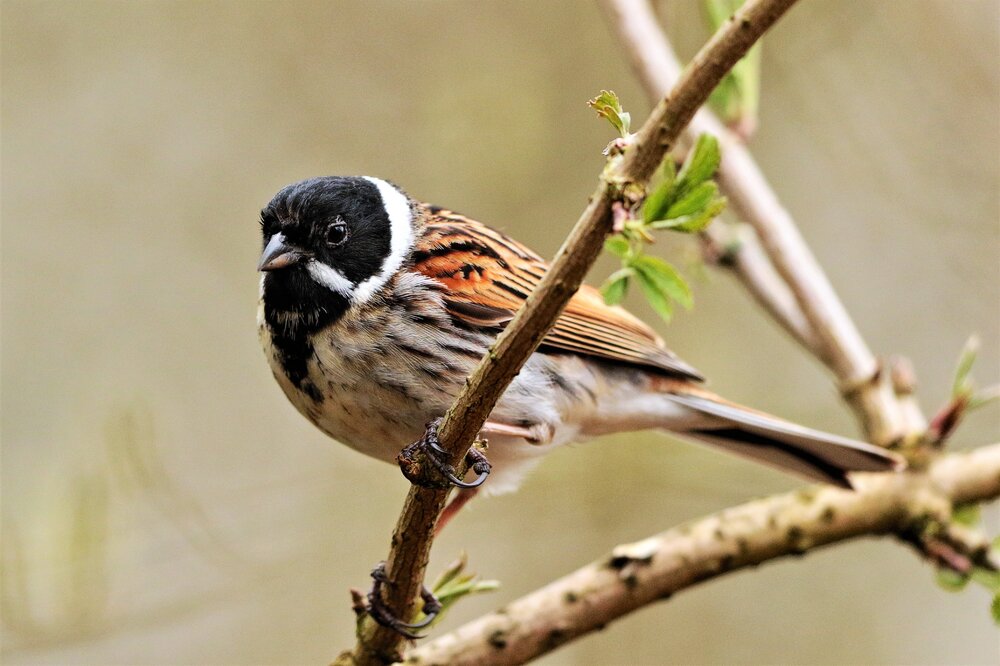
[262,267,350,402]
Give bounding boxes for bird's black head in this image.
[258,176,416,333]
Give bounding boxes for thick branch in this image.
[406,444,1000,666]
[347,0,801,662]
[599,0,924,445]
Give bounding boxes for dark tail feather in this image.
[667,393,905,488]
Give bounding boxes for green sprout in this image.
[597,129,727,322]
[411,552,499,629]
[588,90,631,138]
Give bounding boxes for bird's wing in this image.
[411,206,704,380]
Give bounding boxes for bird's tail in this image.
[664,392,905,488]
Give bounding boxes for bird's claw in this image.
[426,435,491,489]
[397,418,491,489]
[366,561,442,640]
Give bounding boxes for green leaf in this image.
[992,594,1000,625]
[644,137,723,229]
[968,384,1000,412]
[651,197,727,233]
[604,234,630,259]
[952,335,979,398]
[666,181,719,219]
[703,0,739,33]
[952,503,981,526]
[643,183,673,224]
[657,156,678,186]
[709,45,761,129]
[421,553,500,629]
[588,90,631,137]
[676,134,721,197]
[633,255,693,309]
[635,268,674,321]
[936,567,969,592]
[433,553,470,590]
[704,0,761,131]
[601,268,632,305]
[971,566,1000,592]
[709,75,738,119]
[435,577,500,608]
[643,172,677,224]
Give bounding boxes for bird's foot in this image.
[397,418,491,490]
[366,561,442,640]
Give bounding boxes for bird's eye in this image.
[260,211,278,234]
[326,218,349,247]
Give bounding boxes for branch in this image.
[406,444,1000,666]
[702,221,818,350]
[345,0,801,662]
[599,0,924,446]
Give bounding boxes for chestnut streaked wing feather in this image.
[413,207,704,381]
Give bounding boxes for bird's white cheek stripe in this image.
[354,176,414,304]
[307,261,354,296]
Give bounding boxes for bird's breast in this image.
[258,298,481,462]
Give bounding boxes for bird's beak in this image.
[258,233,306,272]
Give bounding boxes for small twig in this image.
[900,513,997,575]
[599,0,926,446]
[406,444,1000,665]
[346,1,801,662]
[889,356,928,437]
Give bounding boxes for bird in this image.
[257,175,904,530]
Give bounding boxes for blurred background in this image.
[3,1,998,664]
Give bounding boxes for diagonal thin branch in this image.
[344,0,801,662]
[702,220,819,350]
[599,0,925,446]
[406,444,1000,666]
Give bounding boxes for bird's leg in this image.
[397,418,491,490]
[435,487,480,535]
[365,561,443,639]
